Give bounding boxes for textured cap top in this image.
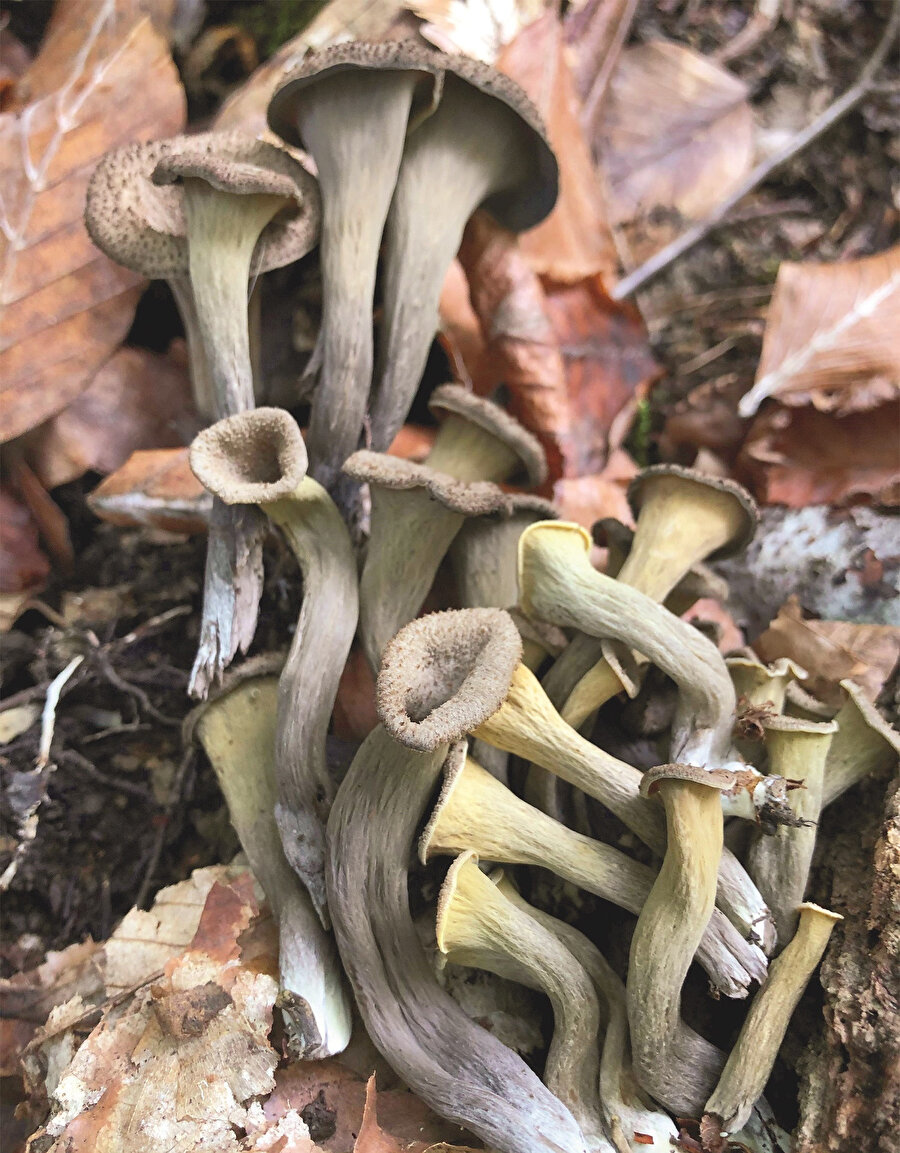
[759,714,839,736]
[378,608,522,751]
[429,384,547,488]
[640,763,743,798]
[628,465,759,559]
[267,39,445,148]
[343,450,513,517]
[189,407,308,505]
[86,132,320,279]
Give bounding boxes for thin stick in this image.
[611,0,900,301]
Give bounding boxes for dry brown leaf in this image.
[563,0,637,131]
[0,488,49,593]
[595,40,754,265]
[754,596,900,705]
[87,447,210,534]
[354,1074,430,1152]
[738,246,900,417]
[438,259,503,393]
[552,447,638,527]
[497,11,617,284]
[0,0,185,444]
[739,400,900,508]
[23,344,197,489]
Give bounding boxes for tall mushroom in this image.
[190,408,357,927]
[821,679,900,807]
[266,41,443,490]
[191,671,350,1057]
[326,610,590,1153]
[85,132,321,697]
[369,64,558,453]
[436,851,610,1150]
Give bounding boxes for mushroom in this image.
[266,41,443,489]
[784,681,838,722]
[419,752,760,999]
[190,408,358,927]
[558,469,757,728]
[326,610,590,1153]
[492,871,681,1153]
[821,679,900,807]
[190,669,350,1057]
[436,851,610,1150]
[343,450,512,671]
[387,606,770,968]
[704,903,843,1134]
[368,64,558,453]
[746,714,837,947]
[727,652,809,762]
[626,764,740,1114]
[86,131,321,698]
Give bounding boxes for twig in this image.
[612,0,900,301]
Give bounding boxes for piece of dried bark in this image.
[0,0,185,443]
[796,777,900,1153]
[22,346,198,489]
[595,40,754,265]
[87,447,210,534]
[497,10,618,284]
[739,246,900,418]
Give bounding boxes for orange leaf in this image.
[0,0,185,443]
[739,246,900,417]
[87,447,209,534]
[553,447,638,528]
[0,487,49,593]
[595,40,754,265]
[497,11,617,285]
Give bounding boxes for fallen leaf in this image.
[413,0,545,61]
[22,345,198,489]
[754,596,900,705]
[683,598,744,654]
[497,11,618,283]
[595,40,754,265]
[438,259,502,393]
[0,0,185,443]
[87,447,210,534]
[564,0,638,134]
[738,246,900,417]
[0,30,32,105]
[552,447,638,527]
[387,424,436,462]
[333,646,379,741]
[355,1074,429,1152]
[0,488,49,593]
[739,400,900,508]
[0,702,42,744]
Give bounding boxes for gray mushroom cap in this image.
[189,407,309,506]
[428,384,548,488]
[628,465,759,560]
[343,451,513,517]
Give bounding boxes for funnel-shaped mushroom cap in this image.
[641,763,747,799]
[428,385,547,488]
[344,451,513,516]
[86,132,320,279]
[267,39,444,146]
[190,408,308,505]
[627,465,758,561]
[378,609,522,751]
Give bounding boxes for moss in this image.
[229,0,328,59]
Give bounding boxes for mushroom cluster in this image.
[84,33,898,1153]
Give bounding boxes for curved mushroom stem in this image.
[437,852,611,1150]
[370,75,530,452]
[747,716,837,948]
[821,679,900,808]
[326,732,590,1153]
[704,903,843,1134]
[494,872,682,1153]
[626,769,728,1115]
[420,755,765,999]
[190,410,358,927]
[168,275,217,422]
[473,660,773,958]
[192,674,351,1058]
[296,70,419,488]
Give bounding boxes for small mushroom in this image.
[704,903,843,1134]
[368,64,558,453]
[419,752,758,998]
[784,681,838,722]
[727,652,808,712]
[385,607,770,971]
[821,679,900,807]
[493,872,682,1153]
[267,41,443,489]
[190,408,358,927]
[327,610,590,1153]
[626,764,739,1114]
[190,671,350,1058]
[343,450,512,671]
[436,852,609,1150]
[746,715,837,947]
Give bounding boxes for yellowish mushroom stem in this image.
[821,679,900,808]
[426,413,523,483]
[704,903,843,1133]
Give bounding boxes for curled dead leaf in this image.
[0,0,186,443]
[87,447,210,534]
